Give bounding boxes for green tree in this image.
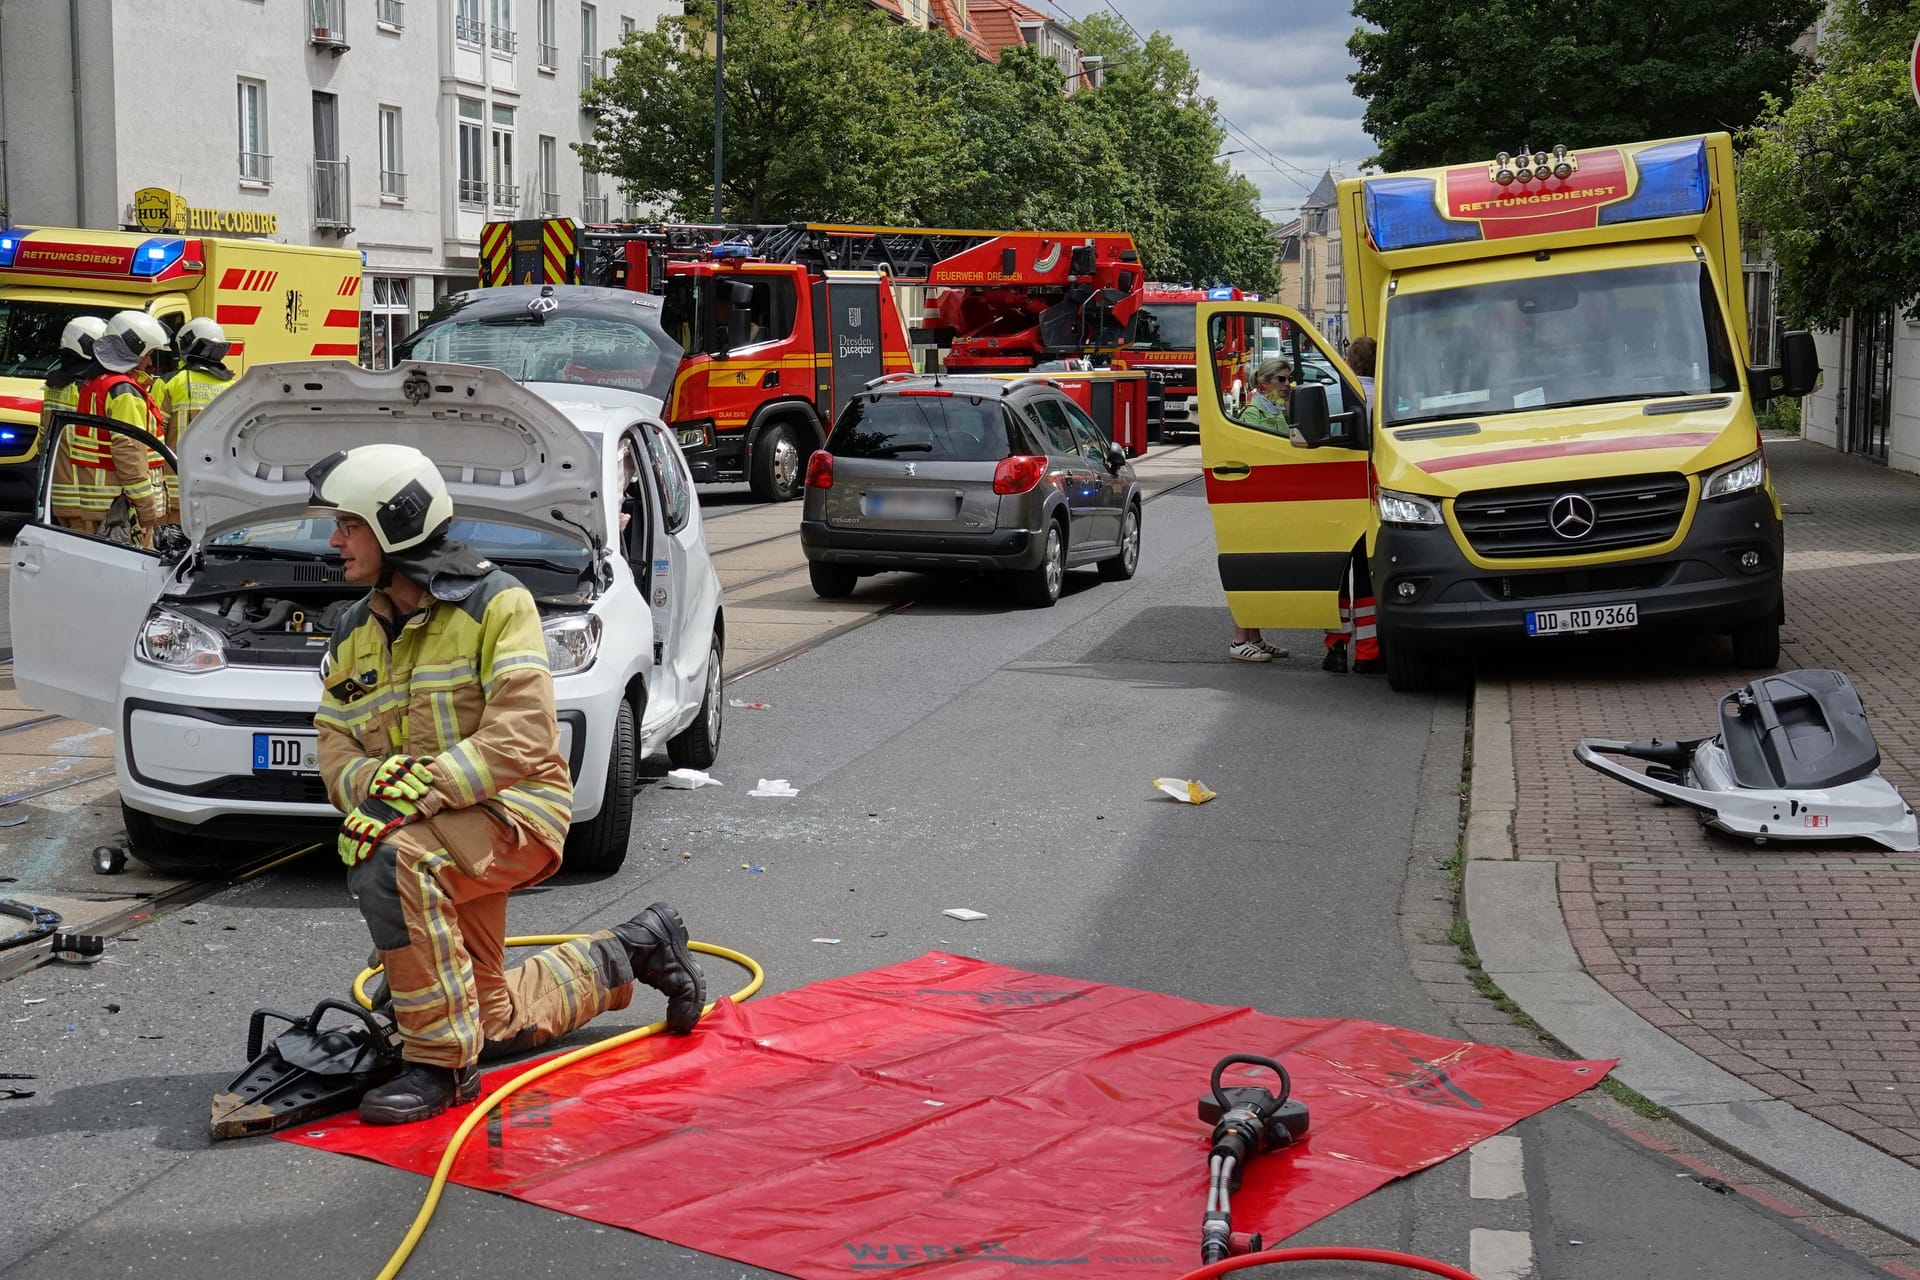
[1349,0,1823,171]
[1740,0,1920,327]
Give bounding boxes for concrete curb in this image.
[1462,679,1920,1244]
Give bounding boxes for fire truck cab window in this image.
[662,275,796,356]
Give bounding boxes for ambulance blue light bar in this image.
[1599,139,1710,225]
[0,229,30,269]
[1364,178,1482,252]
[710,242,753,260]
[128,238,187,278]
[1206,286,1237,299]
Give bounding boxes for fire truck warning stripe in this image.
[312,343,359,357]
[323,308,360,328]
[1414,431,1722,474]
[1203,459,1371,504]
[216,305,262,326]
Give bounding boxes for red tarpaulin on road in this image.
[285,953,1612,1278]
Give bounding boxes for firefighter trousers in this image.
[347,805,635,1069]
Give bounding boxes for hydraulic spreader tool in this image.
[1196,1054,1311,1264]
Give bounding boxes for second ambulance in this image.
[1198,133,1818,690]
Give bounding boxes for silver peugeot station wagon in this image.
[798,374,1143,606]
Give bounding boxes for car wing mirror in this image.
[1289,382,1332,448]
[1105,441,1128,472]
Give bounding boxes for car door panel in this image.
[1059,397,1123,545]
[637,421,709,732]
[1024,399,1101,550]
[1197,303,1370,629]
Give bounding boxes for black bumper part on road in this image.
[0,458,39,517]
[1373,488,1783,650]
[801,519,1040,572]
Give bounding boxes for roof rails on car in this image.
[862,371,928,391]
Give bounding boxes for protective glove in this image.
[338,795,421,867]
[369,754,436,804]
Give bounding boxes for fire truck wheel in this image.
[750,424,804,502]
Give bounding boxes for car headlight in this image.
[1377,488,1444,527]
[543,613,602,675]
[676,420,713,449]
[1701,451,1766,501]
[136,608,227,672]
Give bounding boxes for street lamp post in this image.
[712,0,724,222]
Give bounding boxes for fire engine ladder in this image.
[754,224,1003,283]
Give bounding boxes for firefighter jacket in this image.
[50,373,167,526]
[314,569,575,853]
[159,365,233,511]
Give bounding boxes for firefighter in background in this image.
[52,310,169,545]
[159,317,237,523]
[308,444,708,1125]
[39,316,106,434]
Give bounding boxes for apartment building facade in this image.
[1,0,665,366]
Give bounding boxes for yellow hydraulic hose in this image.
[351,935,766,1280]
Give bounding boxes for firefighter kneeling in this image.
[309,444,706,1126]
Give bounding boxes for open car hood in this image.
[178,361,605,548]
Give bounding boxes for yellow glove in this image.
[338,795,420,867]
[369,754,435,803]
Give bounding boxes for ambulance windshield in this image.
[1381,262,1739,426]
[0,300,119,379]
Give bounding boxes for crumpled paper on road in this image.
[749,778,800,797]
[1153,777,1216,805]
[664,768,722,789]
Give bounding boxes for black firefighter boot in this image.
[360,1060,482,1126]
[613,902,708,1034]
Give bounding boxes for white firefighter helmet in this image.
[95,310,171,373]
[60,315,107,359]
[304,443,454,554]
[174,315,232,364]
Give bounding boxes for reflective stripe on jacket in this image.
[314,569,574,850]
[160,368,231,506]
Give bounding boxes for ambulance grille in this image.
[1452,472,1690,558]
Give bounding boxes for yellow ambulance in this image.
[1197,132,1819,690]
[0,227,363,514]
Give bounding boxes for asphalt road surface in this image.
[0,488,1898,1279]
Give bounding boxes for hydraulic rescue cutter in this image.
[1576,669,1919,853]
[210,998,402,1140]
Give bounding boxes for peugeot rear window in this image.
[827,394,1016,461]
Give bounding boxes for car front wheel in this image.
[564,697,636,874]
[667,635,724,769]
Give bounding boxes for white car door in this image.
[11,417,174,728]
[637,421,716,716]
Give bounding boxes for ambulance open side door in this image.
[1196,301,1371,631]
[9,413,177,727]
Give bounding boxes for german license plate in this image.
[1525,602,1639,636]
[863,490,956,520]
[252,732,317,772]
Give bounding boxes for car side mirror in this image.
[715,322,731,358]
[1289,382,1332,448]
[1777,329,1818,398]
[1105,441,1128,472]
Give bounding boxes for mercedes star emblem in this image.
[1548,493,1597,539]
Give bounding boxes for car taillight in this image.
[805,452,835,489]
[992,455,1047,495]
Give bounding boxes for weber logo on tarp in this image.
[840,1240,1092,1269]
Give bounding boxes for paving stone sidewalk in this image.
[1499,438,1920,1167]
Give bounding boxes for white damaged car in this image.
[10,361,724,876]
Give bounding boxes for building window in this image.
[582,169,607,223]
[538,135,559,214]
[537,0,557,68]
[455,0,483,44]
[580,3,602,91]
[457,97,485,208]
[377,0,404,29]
[619,14,634,37]
[361,277,412,370]
[236,78,271,184]
[490,103,517,207]
[490,0,516,52]
[379,105,406,199]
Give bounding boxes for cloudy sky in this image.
[1026,0,1375,222]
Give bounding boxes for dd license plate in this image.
[1525,602,1639,636]
[862,490,956,520]
[253,732,317,772]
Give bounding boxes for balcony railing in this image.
[310,0,348,47]
[313,158,351,228]
[380,168,408,199]
[239,151,273,184]
[538,41,559,68]
[581,194,608,223]
[454,13,484,43]
[490,26,517,52]
[540,190,561,216]
[458,176,488,209]
[580,54,607,94]
[377,0,403,27]
[492,182,519,207]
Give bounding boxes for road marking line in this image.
[1469,1134,1525,1200]
[1469,1227,1534,1280]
